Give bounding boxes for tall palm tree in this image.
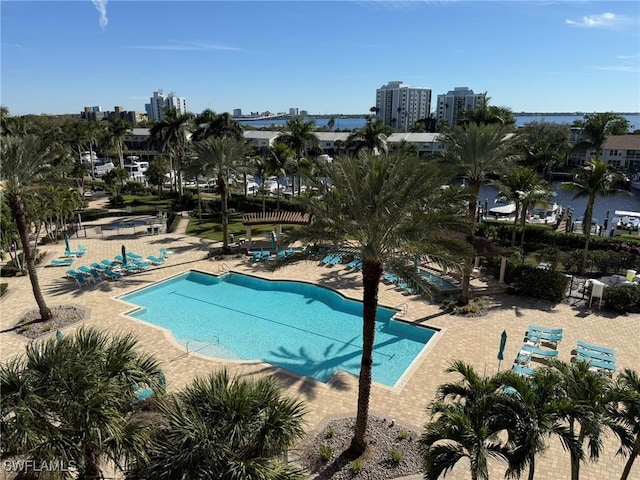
[191,137,243,251]
[0,135,53,321]
[106,119,132,168]
[580,113,630,159]
[490,167,550,247]
[149,108,194,195]
[440,122,519,302]
[562,159,624,273]
[495,368,580,480]
[607,369,640,480]
[346,117,394,155]
[278,116,319,160]
[0,327,163,479]
[458,95,516,127]
[268,142,293,210]
[286,152,470,456]
[192,108,243,142]
[548,360,613,480]
[419,361,516,480]
[126,370,306,480]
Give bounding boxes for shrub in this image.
[319,444,333,462]
[388,447,404,466]
[509,265,570,303]
[325,426,335,439]
[166,211,181,233]
[396,429,409,440]
[1,264,21,277]
[0,283,7,296]
[603,285,640,313]
[350,458,364,474]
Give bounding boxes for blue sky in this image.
[2,1,639,116]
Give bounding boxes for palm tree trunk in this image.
[348,259,383,457]
[580,196,595,274]
[511,213,518,247]
[8,193,52,321]
[520,205,528,251]
[527,455,536,480]
[84,446,102,480]
[620,437,640,480]
[220,174,229,251]
[571,429,585,480]
[460,181,481,304]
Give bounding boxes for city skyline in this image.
[1,1,639,116]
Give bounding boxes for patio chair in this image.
[146,255,165,265]
[127,252,144,260]
[64,248,85,258]
[101,259,119,269]
[527,330,563,347]
[77,245,88,253]
[576,340,615,356]
[90,262,107,272]
[576,347,616,364]
[51,258,74,267]
[261,250,271,260]
[103,268,122,281]
[133,260,152,270]
[277,250,287,260]
[345,258,362,270]
[383,272,398,284]
[320,253,336,265]
[66,269,81,279]
[159,248,173,258]
[576,353,617,373]
[72,273,90,288]
[114,255,127,264]
[512,364,535,376]
[529,325,563,336]
[328,254,343,266]
[251,250,262,261]
[520,344,560,359]
[121,263,140,274]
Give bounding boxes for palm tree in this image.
[419,361,515,480]
[191,137,244,251]
[268,142,293,210]
[279,116,319,160]
[548,360,613,480]
[562,159,624,273]
[458,95,516,127]
[607,369,640,480]
[440,122,519,302]
[346,117,394,155]
[490,167,550,247]
[286,152,470,456]
[149,108,194,195]
[126,370,306,480]
[580,113,630,159]
[0,327,163,479]
[192,108,243,142]
[145,156,170,197]
[0,135,53,321]
[495,368,580,480]
[106,119,132,168]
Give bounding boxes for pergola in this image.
[241,211,311,247]
[465,234,512,284]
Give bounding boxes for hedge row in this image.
[507,265,571,303]
[602,285,640,313]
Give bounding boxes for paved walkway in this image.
[0,209,637,480]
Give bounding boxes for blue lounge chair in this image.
[383,272,398,284]
[73,274,90,288]
[146,255,165,265]
[103,268,122,281]
[114,255,126,264]
[64,249,85,258]
[576,347,616,364]
[527,330,563,346]
[159,248,173,258]
[396,281,416,295]
[320,253,335,265]
[577,340,615,356]
[87,268,103,282]
[51,258,74,267]
[101,259,119,269]
[521,344,560,359]
[91,262,107,272]
[328,254,342,266]
[78,265,95,276]
[576,353,617,373]
[121,264,139,274]
[512,364,535,376]
[77,245,88,253]
[277,250,287,260]
[529,325,563,336]
[127,252,144,260]
[285,248,296,257]
[345,258,361,269]
[133,260,152,269]
[251,250,262,261]
[66,269,81,279]
[261,250,271,260]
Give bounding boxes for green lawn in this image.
[186,211,295,242]
[122,195,174,215]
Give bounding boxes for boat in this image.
[487,203,517,222]
[610,210,640,237]
[630,173,640,190]
[527,202,562,225]
[572,218,601,236]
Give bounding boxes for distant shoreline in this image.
[238,112,639,120]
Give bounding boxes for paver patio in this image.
[0,210,637,480]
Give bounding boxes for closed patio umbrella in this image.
[64,234,71,252]
[497,330,507,371]
[121,244,127,265]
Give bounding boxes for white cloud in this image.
[565,12,629,28]
[91,0,108,32]
[589,65,640,73]
[617,53,640,60]
[128,42,243,52]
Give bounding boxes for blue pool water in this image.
[102,220,148,231]
[119,271,436,387]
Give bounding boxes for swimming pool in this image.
[119,271,436,387]
[419,268,461,295]
[102,220,149,231]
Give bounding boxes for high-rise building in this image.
[233,109,242,117]
[436,87,486,126]
[375,81,432,132]
[145,89,187,122]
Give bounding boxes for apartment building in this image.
[375,81,432,132]
[436,87,486,126]
[145,89,188,122]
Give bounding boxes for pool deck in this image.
[0,210,637,480]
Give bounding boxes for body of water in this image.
[120,271,436,387]
[478,181,640,229]
[238,114,639,131]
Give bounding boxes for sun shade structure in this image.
[241,211,311,247]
